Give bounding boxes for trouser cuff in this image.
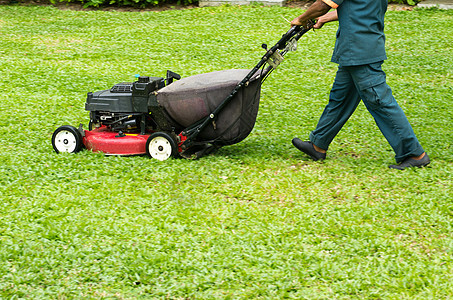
[309,132,330,151]
[394,145,425,163]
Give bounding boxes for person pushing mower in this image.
[290,0,430,170]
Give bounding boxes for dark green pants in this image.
[309,62,424,163]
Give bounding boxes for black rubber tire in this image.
[52,125,83,154]
[145,132,177,161]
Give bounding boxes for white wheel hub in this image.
[148,136,173,161]
[54,130,78,153]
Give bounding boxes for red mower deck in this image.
[83,127,150,155]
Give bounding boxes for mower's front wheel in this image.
[52,125,83,154]
[146,132,177,161]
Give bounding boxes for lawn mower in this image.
[52,22,314,160]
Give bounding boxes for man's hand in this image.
[290,0,333,29]
[290,16,310,28]
[313,17,325,29]
[313,10,338,29]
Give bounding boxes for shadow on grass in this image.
[208,138,299,160]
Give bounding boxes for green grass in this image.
[0,4,452,299]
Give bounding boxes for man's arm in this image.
[290,0,335,28]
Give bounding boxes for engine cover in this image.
[85,76,165,113]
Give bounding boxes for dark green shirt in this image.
[326,0,388,66]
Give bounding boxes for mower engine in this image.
[86,75,171,134]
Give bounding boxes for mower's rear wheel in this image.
[146,132,177,161]
[52,125,83,154]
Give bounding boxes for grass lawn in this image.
[0,3,452,299]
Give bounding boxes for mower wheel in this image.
[52,125,83,154]
[146,132,177,161]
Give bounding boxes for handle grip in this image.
[277,19,316,50]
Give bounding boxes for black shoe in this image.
[292,138,326,161]
[389,153,430,170]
